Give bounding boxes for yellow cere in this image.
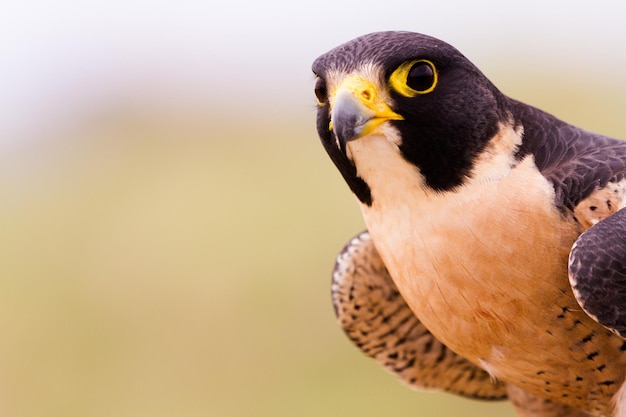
[331,75,403,131]
[330,75,381,110]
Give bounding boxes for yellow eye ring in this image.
[389,59,438,97]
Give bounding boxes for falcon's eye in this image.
[389,59,438,97]
[314,76,328,105]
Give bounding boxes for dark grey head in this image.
[312,31,512,205]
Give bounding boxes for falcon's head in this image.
[312,31,515,206]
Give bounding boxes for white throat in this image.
[346,122,524,203]
[345,121,570,358]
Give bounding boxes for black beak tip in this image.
[334,122,358,152]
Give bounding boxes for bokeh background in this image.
[2,1,626,416]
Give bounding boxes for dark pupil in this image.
[315,77,328,103]
[407,62,434,92]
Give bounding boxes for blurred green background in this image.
[2,1,626,416]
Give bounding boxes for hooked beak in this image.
[330,75,403,152]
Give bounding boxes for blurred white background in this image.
[3,0,626,148]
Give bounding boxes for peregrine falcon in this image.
[312,31,626,417]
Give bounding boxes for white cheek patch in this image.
[470,122,523,185]
[346,126,427,207]
[346,121,524,205]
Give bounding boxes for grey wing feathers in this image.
[511,99,626,211]
[331,231,507,400]
[569,208,626,337]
